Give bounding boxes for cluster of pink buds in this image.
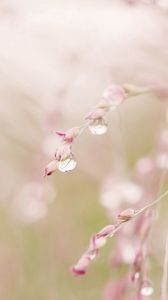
[43,80,168,300]
[86,85,126,135]
[44,127,80,176]
[72,224,116,275]
[44,84,127,176]
[118,208,136,222]
[72,188,168,276]
[72,206,151,276]
[44,83,159,177]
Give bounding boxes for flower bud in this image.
[97,225,115,238]
[55,144,72,161]
[56,127,80,144]
[102,85,125,110]
[44,160,58,176]
[71,256,89,276]
[118,209,136,222]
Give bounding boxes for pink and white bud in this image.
[56,127,80,144]
[55,144,72,161]
[44,160,58,177]
[102,85,126,110]
[94,236,107,248]
[97,225,115,238]
[71,256,89,276]
[64,127,80,143]
[89,234,106,251]
[118,209,136,222]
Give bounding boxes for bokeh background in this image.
[0,0,168,299]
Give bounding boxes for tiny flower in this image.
[96,225,116,238]
[44,160,58,177]
[56,127,80,144]
[71,256,89,276]
[55,144,72,161]
[90,234,107,250]
[102,84,126,110]
[118,209,136,222]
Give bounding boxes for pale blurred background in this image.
[0,0,168,299]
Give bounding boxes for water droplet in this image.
[58,155,77,172]
[140,282,154,297]
[89,118,108,135]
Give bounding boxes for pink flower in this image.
[96,225,116,238]
[44,160,58,177]
[101,84,126,110]
[71,256,89,276]
[55,143,72,161]
[56,127,80,144]
[118,209,136,222]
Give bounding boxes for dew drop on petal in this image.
[89,119,108,135]
[140,282,154,297]
[58,155,77,172]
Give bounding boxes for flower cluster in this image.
[44,127,80,175]
[71,190,168,276]
[44,81,168,299]
[44,83,162,176]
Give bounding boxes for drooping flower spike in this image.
[44,83,164,176]
[71,190,168,276]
